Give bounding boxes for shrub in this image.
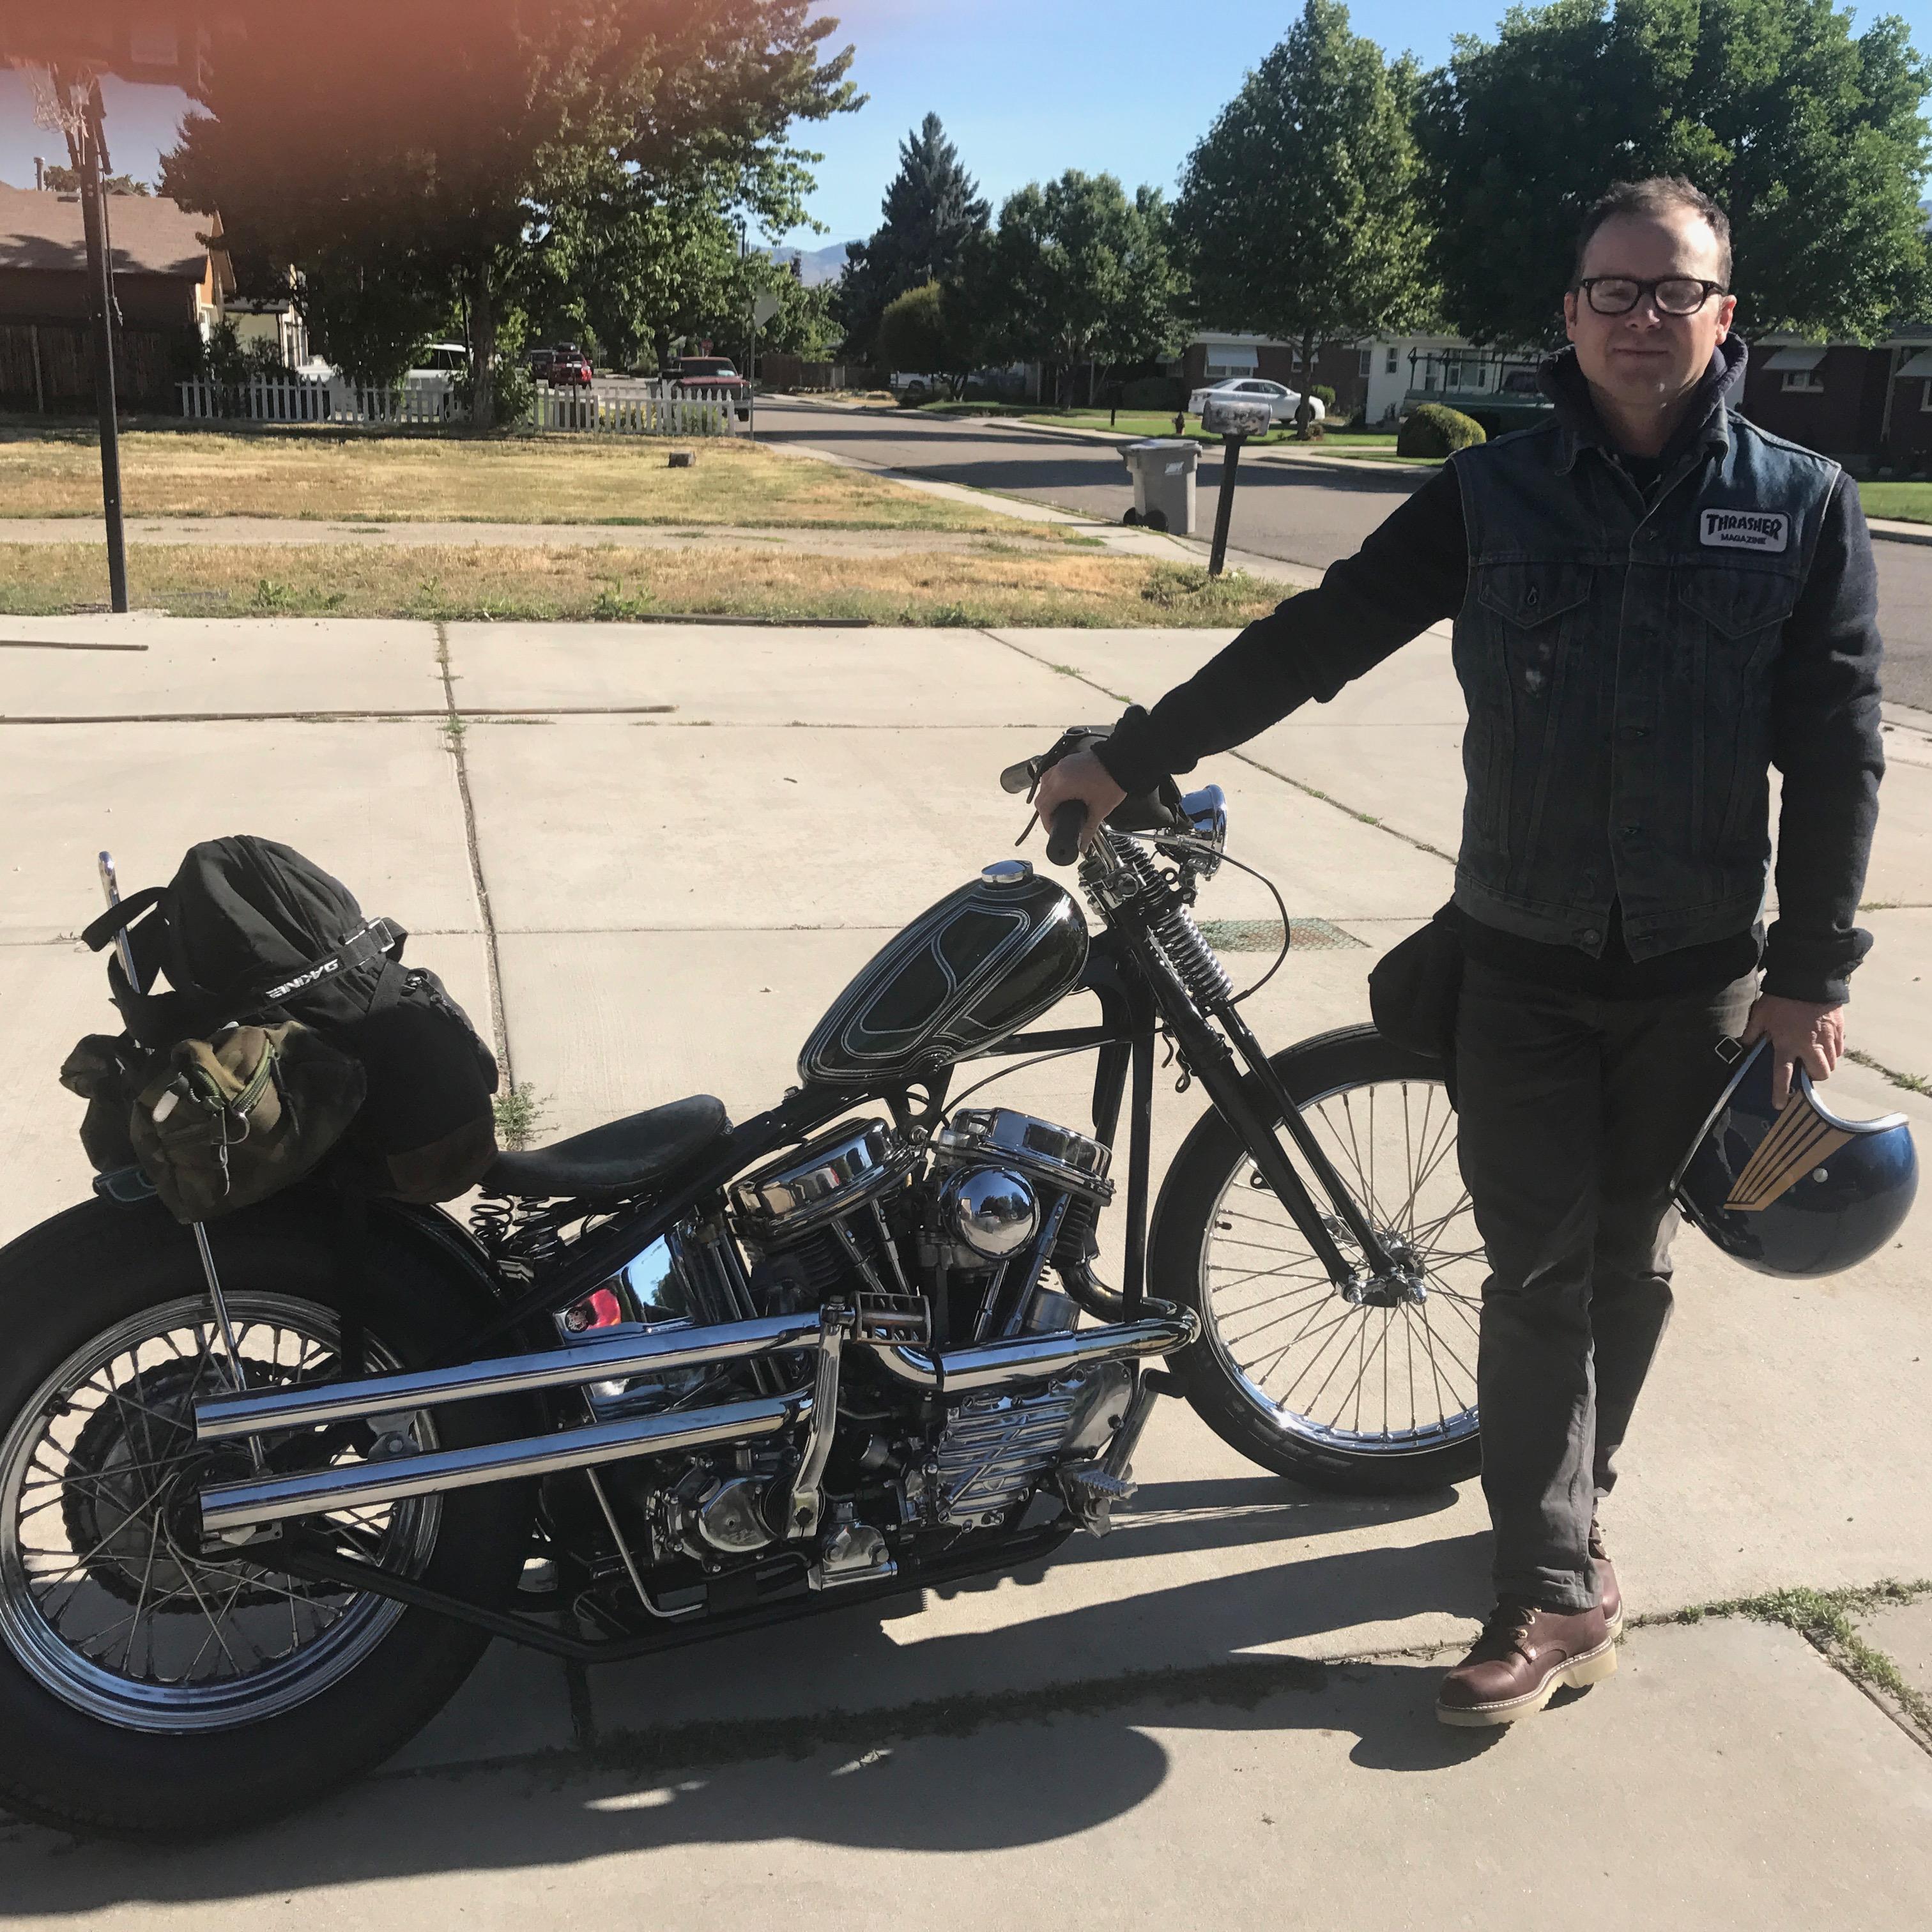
[1399,402,1486,458]
[1310,383,1337,410]
[1122,374,1185,411]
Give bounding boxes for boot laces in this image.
[1483,1599,1540,1659]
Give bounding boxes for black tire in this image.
[1151,1024,1484,1495]
[0,1195,534,1838]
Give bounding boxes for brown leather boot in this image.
[1591,1519,1622,1639]
[1436,1598,1616,1727]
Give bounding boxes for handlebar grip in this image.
[999,758,1038,796]
[1046,800,1088,866]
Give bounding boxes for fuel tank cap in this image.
[981,859,1034,886]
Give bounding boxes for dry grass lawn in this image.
[0,539,1284,628]
[0,425,1035,531]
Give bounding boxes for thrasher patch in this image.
[1699,508,1790,553]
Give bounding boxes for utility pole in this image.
[72,80,127,612]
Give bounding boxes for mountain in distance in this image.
[763,241,855,287]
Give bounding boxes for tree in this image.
[835,112,989,356]
[39,164,149,195]
[977,172,1182,406]
[1175,0,1434,436]
[163,1,858,422]
[1418,0,1932,348]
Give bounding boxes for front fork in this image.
[1101,861,1427,1308]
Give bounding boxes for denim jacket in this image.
[1096,338,1884,1004]
[1450,356,1844,959]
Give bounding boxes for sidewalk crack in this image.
[436,620,513,1086]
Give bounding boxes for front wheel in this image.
[0,1197,534,1837]
[1151,1025,1484,1494]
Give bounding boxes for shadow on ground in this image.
[0,1478,1501,1908]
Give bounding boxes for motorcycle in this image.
[0,733,1478,1836]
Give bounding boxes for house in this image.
[0,183,232,411]
[1734,328,1932,472]
[1184,332,1381,420]
[1184,330,1528,425]
[226,259,312,369]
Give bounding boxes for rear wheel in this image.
[0,1198,533,1837]
[1153,1025,1485,1494]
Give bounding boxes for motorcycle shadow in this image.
[0,1487,1503,1901]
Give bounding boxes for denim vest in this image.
[1446,406,1840,960]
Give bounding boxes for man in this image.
[1035,176,1883,1725]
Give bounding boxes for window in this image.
[1921,379,1932,414]
[1781,369,1825,393]
[1358,348,1373,378]
[1204,343,1259,380]
[1473,365,1489,389]
[1386,348,1399,374]
[1445,362,1463,388]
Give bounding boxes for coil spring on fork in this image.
[1117,841,1235,1006]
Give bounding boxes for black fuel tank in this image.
[799,861,1088,1088]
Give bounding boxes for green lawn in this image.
[1859,480,1932,525]
[912,401,1416,455]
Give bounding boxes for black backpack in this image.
[82,836,500,1202]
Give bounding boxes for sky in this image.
[3,0,1927,247]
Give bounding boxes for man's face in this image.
[1563,210,1735,413]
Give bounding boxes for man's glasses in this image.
[1577,276,1728,317]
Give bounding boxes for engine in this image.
[729,1105,1115,1351]
[521,1104,1137,1627]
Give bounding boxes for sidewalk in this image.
[0,613,1926,1916]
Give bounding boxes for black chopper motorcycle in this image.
[0,734,1479,1836]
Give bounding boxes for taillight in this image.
[562,1286,625,1333]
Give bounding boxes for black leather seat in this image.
[484,1096,731,1199]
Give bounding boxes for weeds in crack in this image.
[1644,1579,1932,1741]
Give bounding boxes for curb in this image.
[1869,518,1932,548]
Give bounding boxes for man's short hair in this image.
[1572,176,1733,287]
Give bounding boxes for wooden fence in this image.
[526,386,740,435]
[177,375,742,436]
[178,376,458,424]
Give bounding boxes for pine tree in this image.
[837,113,990,357]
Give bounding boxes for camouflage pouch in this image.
[59,1033,150,1175]
[128,1023,367,1223]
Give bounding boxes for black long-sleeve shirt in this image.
[1096,378,1883,1006]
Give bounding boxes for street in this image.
[760,398,1932,712]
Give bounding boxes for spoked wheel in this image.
[0,1198,533,1837]
[1153,1025,1485,1494]
[0,1294,438,1731]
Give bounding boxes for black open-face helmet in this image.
[1674,1038,1919,1278]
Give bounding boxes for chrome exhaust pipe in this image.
[861,1303,1197,1395]
[199,1392,802,1537]
[195,1311,823,1444]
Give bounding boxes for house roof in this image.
[0,185,231,289]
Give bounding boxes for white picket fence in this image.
[178,375,458,425]
[527,385,742,436]
[179,374,743,436]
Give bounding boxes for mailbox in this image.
[1200,394,1276,438]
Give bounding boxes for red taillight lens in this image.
[562,1286,625,1333]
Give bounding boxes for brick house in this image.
[1735,329,1932,472]
[0,183,231,411]
[1182,333,1379,420]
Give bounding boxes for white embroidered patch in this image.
[1699,508,1790,552]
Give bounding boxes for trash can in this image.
[1120,438,1200,534]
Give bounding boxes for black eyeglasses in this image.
[1577,276,1728,317]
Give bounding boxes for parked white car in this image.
[1188,377,1324,424]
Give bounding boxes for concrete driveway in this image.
[1,614,1927,1920]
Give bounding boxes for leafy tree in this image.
[878,279,977,391]
[1418,0,1932,347]
[39,164,150,195]
[162,1,858,423]
[836,112,989,356]
[977,172,1181,406]
[1176,0,1433,436]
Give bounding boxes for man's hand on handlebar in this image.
[1032,749,1126,859]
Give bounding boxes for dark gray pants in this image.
[1455,960,1758,1611]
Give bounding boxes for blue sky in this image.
[3,0,1926,247]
